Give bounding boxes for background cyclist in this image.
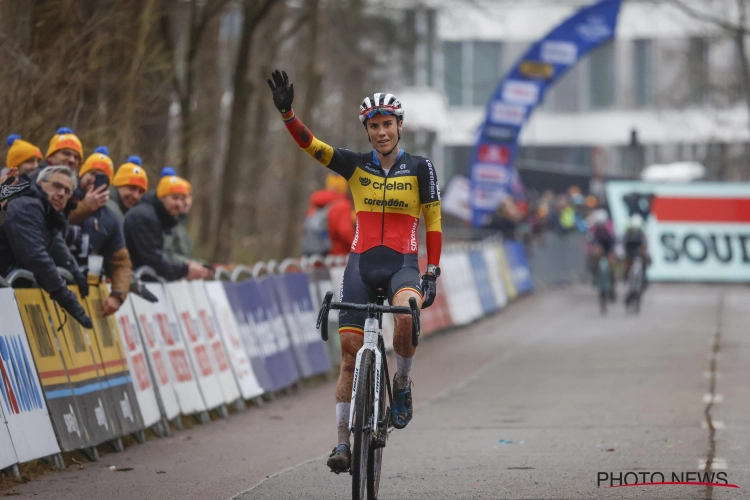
[586,208,616,300]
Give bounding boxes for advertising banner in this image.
[223,282,273,392]
[203,282,264,400]
[440,253,483,325]
[0,289,60,462]
[14,289,91,450]
[165,282,224,410]
[84,285,143,435]
[469,0,622,226]
[114,298,162,428]
[469,251,499,315]
[131,286,200,417]
[482,246,509,310]
[46,287,120,445]
[606,181,750,282]
[502,241,534,294]
[255,277,300,390]
[417,257,454,335]
[0,407,16,469]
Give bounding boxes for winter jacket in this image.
[306,190,355,256]
[106,186,129,223]
[163,213,193,265]
[124,191,188,281]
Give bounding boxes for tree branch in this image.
[665,0,744,34]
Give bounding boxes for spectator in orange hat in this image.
[45,127,83,171]
[3,134,42,180]
[302,173,355,256]
[107,156,148,222]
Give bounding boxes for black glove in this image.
[138,284,159,303]
[267,69,294,114]
[420,274,437,309]
[49,287,93,329]
[0,178,30,204]
[72,269,89,298]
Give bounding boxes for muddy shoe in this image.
[327,444,351,473]
[391,377,413,429]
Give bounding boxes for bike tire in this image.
[352,350,373,500]
[367,359,386,499]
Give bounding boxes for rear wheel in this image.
[367,359,385,499]
[351,351,373,500]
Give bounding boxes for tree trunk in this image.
[736,0,750,180]
[211,0,278,263]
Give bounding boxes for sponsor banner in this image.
[606,181,750,282]
[223,281,273,392]
[14,289,91,451]
[440,253,483,326]
[134,285,203,416]
[441,175,472,222]
[502,241,534,294]
[203,282,263,400]
[468,251,499,315]
[473,186,509,211]
[0,405,15,469]
[472,164,510,185]
[165,282,224,410]
[470,0,622,226]
[418,257,454,335]
[84,285,144,435]
[113,297,162,428]
[482,245,509,310]
[255,277,300,389]
[46,287,120,446]
[270,276,313,377]
[477,144,511,166]
[0,289,60,463]
[495,245,518,301]
[307,267,341,363]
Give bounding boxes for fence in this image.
[0,238,532,477]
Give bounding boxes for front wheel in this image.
[351,350,373,500]
[367,358,386,499]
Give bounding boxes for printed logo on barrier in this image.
[131,353,151,391]
[211,341,230,372]
[0,335,44,414]
[576,15,613,42]
[181,312,199,343]
[540,40,578,65]
[198,310,216,339]
[120,392,135,423]
[119,316,137,352]
[194,345,213,376]
[473,165,509,185]
[489,102,526,126]
[472,187,507,210]
[63,404,81,437]
[484,125,518,142]
[502,80,540,106]
[168,350,193,382]
[152,351,170,385]
[95,398,109,430]
[478,145,510,166]
[140,314,157,347]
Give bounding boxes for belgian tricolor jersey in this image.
[282,109,442,264]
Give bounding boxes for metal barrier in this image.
[526,232,588,286]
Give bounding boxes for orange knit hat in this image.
[6,134,42,169]
[157,175,189,199]
[113,156,148,191]
[78,146,114,182]
[46,127,83,160]
[325,173,349,194]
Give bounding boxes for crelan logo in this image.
[359,177,371,187]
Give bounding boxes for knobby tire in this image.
[367,355,385,499]
[352,350,373,500]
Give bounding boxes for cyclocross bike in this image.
[317,290,420,500]
[624,255,644,314]
[597,256,612,315]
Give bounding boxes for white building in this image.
[389,0,749,190]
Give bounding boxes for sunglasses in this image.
[360,105,398,120]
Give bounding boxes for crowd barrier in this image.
[0,238,532,475]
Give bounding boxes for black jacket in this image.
[0,181,81,292]
[124,191,188,281]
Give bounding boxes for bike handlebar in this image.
[316,292,421,347]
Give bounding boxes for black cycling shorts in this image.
[338,246,422,336]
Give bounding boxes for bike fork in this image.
[349,317,381,432]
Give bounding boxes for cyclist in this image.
[623,213,649,291]
[268,70,442,473]
[586,208,616,300]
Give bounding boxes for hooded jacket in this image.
[106,185,129,223]
[124,191,188,281]
[306,190,355,256]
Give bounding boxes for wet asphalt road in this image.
[9,284,750,500]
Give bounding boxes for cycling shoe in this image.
[327,444,351,473]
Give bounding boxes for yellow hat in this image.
[326,173,348,194]
[78,146,114,182]
[157,175,190,199]
[113,156,148,191]
[6,134,42,169]
[46,127,83,160]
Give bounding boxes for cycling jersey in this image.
[281,110,442,266]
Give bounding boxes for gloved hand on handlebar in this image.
[267,69,294,114]
[420,273,437,309]
[49,286,93,329]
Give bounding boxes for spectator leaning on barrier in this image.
[302,172,355,256]
[161,167,197,265]
[107,155,148,223]
[124,175,210,281]
[69,146,132,315]
[0,166,92,328]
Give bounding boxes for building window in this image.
[589,41,615,109]
[689,37,708,104]
[633,39,652,107]
[443,41,503,107]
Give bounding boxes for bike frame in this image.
[349,315,386,435]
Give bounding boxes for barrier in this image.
[165,281,225,410]
[527,232,587,286]
[0,410,15,470]
[482,245,509,310]
[495,245,518,301]
[83,284,144,436]
[441,252,483,325]
[132,285,203,416]
[114,297,162,429]
[254,277,299,390]
[0,289,60,463]
[306,265,341,365]
[202,281,263,400]
[503,240,534,295]
[468,250,499,315]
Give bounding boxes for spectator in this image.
[107,156,148,222]
[302,173,355,256]
[3,134,42,180]
[0,166,92,328]
[483,196,523,240]
[69,146,132,316]
[161,167,198,264]
[124,175,209,281]
[44,127,83,171]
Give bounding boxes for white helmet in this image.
[359,93,404,124]
[592,208,609,226]
[629,213,644,229]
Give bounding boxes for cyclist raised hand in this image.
[268,69,443,473]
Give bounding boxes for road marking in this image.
[703,394,723,404]
[701,420,725,429]
[699,458,728,470]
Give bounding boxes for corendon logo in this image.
[130,353,151,391]
[478,145,510,166]
[181,312,199,343]
[410,219,418,252]
[597,471,738,489]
